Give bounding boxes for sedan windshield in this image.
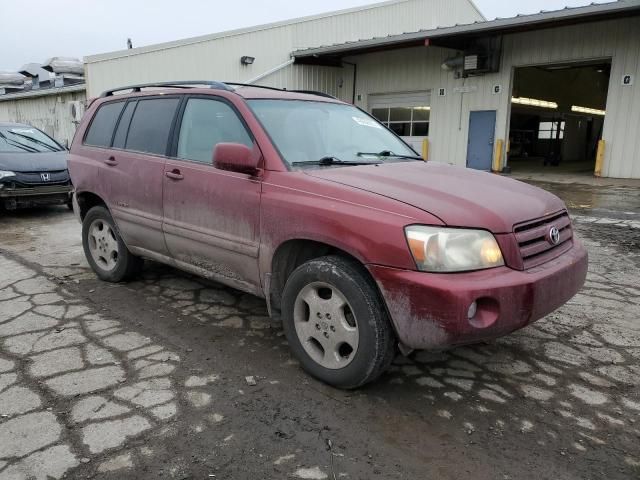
[247,100,421,167]
[0,126,64,153]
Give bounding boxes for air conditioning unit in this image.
[69,100,84,123]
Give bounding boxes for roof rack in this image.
[223,82,284,92]
[99,80,233,97]
[289,89,337,99]
[99,80,339,100]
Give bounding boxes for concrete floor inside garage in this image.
[0,179,638,480]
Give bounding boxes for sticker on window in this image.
[352,117,382,129]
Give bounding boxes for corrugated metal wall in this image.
[0,89,87,146]
[84,0,483,97]
[349,16,640,178]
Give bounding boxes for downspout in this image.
[247,58,295,85]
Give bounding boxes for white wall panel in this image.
[0,90,86,146]
[84,0,483,96]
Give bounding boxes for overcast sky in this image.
[0,0,611,71]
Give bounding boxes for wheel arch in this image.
[268,238,380,317]
[75,191,109,221]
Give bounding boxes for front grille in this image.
[514,211,573,269]
[13,170,69,186]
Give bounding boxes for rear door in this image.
[99,96,181,255]
[162,96,262,293]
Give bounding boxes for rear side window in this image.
[84,101,124,147]
[177,98,252,164]
[112,101,137,149]
[125,98,180,156]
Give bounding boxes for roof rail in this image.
[290,89,337,99]
[223,82,285,92]
[99,80,233,97]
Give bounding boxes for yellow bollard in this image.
[594,139,605,177]
[422,138,429,161]
[492,139,504,173]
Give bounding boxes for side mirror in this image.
[213,143,260,175]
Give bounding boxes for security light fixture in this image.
[241,56,255,65]
[511,97,558,109]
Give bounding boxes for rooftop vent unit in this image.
[42,57,84,87]
[19,63,52,90]
[0,72,26,95]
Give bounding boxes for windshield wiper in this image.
[6,131,60,152]
[0,132,39,153]
[357,150,423,160]
[292,156,380,167]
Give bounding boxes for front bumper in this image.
[0,184,72,208]
[368,239,588,350]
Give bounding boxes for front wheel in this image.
[281,255,396,389]
[82,206,143,282]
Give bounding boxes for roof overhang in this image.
[293,1,640,64]
[0,84,85,103]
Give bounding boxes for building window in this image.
[538,121,565,140]
[371,106,430,136]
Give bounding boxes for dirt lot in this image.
[0,181,639,480]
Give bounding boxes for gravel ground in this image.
[0,181,638,480]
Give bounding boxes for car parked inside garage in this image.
[68,81,588,389]
[0,122,72,210]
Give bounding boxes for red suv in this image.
[68,81,588,388]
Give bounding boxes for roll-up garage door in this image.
[369,91,431,153]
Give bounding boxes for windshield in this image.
[0,126,64,153]
[247,100,420,167]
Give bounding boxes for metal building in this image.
[84,0,484,98]
[81,0,640,179]
[294,1,640,179]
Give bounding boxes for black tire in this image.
[82,206,143,282]
[281,255,396,389]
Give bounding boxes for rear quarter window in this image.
[125,98,180,156]
[84,101,125,147]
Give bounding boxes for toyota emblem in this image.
[548,226,561,245]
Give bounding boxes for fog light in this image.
[467,301,477,320]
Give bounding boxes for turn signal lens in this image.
[405,226,504,272]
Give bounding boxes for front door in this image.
[466,110,496,171]
[162,96,262,294]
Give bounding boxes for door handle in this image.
[104,156,118,166]
[165,169,184,180]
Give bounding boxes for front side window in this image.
[177,98,253,164]
[125,98,180,155]
[84,101,124,147]
[248,100,418,167]
[0,125,64,153]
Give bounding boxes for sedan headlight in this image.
[405,226,504,272]
[0,171,15,180]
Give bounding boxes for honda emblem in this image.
[41,173,51,181]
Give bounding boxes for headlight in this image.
[405,226,504,272]
[0,171,15,180]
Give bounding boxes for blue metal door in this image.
[466,110,496,171]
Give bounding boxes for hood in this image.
[0,151,68,172]
[305,161,566,233]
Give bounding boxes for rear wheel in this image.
[281,255,395,389]
[82,206,143,282]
